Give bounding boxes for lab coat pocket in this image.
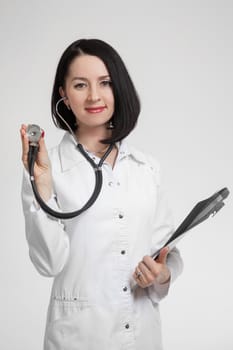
[45,297,94,350]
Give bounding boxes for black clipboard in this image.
[152,187,230,260]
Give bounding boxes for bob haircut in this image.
[51,38,140,144]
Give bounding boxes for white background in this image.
[0,0,232,349]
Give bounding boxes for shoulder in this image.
[122,141,161,185]
[125,143,161,172]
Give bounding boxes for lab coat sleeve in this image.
[21,169,70,277]
[147,161,183,304]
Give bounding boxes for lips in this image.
[85,106,106,113]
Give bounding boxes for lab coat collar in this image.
[58,132,147,172]
[58,133,83,171]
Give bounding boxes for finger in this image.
[142,255,167,281]
[20,124,29,168]
[20,124,27,143]
[37,132,51,170]
[133,271,139,283]
[138,262,154,284]
[142,255,163,280]
[37,131,47,154]
[133,272,144,287]
[133,267,143,281]
[157,247,169,264]
[135,277,144,288]
[133,268,147,286]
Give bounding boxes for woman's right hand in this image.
[20,124,53,202]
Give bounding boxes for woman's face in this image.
[61,54,114,130]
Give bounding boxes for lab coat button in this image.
[125,323,130,329]
[121,250,126,255]
[108,181,114,187]
[123,286,127,292]
[117,181,120,186]
[118,213,124,219]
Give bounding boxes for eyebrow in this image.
[71,75,111,82]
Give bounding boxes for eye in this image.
[100,80,112,87]
[74,82,87,90]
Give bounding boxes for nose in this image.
[87,85,101,103]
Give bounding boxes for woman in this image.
[21,38,183,350]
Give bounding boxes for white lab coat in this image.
[21,132,183,350]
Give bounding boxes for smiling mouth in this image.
[85,106,106,113]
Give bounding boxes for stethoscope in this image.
[26,97,114,220]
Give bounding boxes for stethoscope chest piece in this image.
[26,124,42,145]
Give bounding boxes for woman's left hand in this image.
[133,247,171,288]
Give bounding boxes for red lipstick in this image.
[85,106,106,113]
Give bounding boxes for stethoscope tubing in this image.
[28,142,114,219]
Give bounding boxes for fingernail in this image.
[41,130,45,138]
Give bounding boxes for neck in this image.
[76,125,112,153]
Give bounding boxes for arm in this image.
[133,161,183,302]
[21,125,70,277]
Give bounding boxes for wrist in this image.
[157,268,171,285]
[35,177,53,202]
